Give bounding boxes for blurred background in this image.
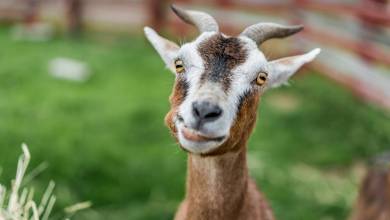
[0,0,389,219]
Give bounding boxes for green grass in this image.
[0,27,389,220]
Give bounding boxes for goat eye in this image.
[174,59,185,74]
[256,72,268,86]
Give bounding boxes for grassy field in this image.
[0,27,389,220]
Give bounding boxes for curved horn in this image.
[241,23,303,45]
[171,5,219,33]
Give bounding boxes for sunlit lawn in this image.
[0,27,389,220]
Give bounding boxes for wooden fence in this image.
[0,0,389,110]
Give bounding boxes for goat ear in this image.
[264,48,321,90]
[144,27,180,73]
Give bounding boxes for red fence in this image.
[150,0,390,110]
[0,0,389,110]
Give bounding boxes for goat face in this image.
[144,6,320,155]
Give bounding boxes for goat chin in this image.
[349,152,390,220]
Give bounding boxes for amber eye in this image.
[175,59,185,74]
[256,72,268,86]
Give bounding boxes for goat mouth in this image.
[181,127,225,142]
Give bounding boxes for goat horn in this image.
[240,23,303,45]
[171,5,219,33]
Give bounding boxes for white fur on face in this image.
[175,34,268,154]
[144,26,320,154]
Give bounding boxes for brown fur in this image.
[165,77,275,219]
[175,149,274,220]
[198,34,247,91]
[349,158,390,220]
[163,34,275,220]
[165,77,188,135]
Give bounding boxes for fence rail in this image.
[0,0,389,109]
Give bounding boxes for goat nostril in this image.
[192,101,222,123]
[204,110,221,119]
[192,104,201,117]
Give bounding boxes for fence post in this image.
[349,153,390,220]
[24,0,39,25]
[147,0,168,32]
[65,0,84,36]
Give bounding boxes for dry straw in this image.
[0,144,90,220]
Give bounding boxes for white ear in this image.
[265,48,321,90]
[144,27,180,73]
